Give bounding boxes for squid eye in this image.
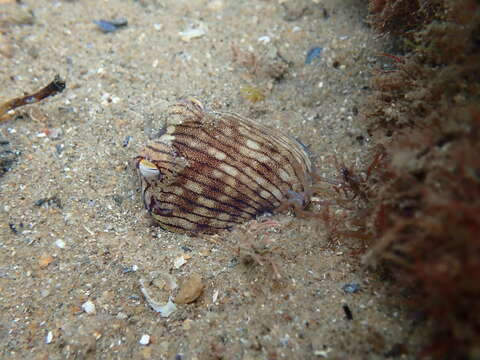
[138,159,161,178]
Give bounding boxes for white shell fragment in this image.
[138,160,161,178]
[258,35,271,44]
[179,28,206,42]
[140,279,177,317]
[139,334,150,345]
[81,300,96,314]
[212,289,219,304]
[314,347,332,358]
[45,331,53,344]
[151,297,176,317]
[173,255,187,269]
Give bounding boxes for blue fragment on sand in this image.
[94,19,128,33]
[342,283,361,294]
[305,47,323,64]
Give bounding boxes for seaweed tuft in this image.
[356,0,480,357]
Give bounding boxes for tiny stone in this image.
[38,254,54,269]
[122,135,132,147]
[173,255,187,269]
[342,283,361,294]
[56,144,65,154]
[228,257,238,268]
[55,239,65,249]
[174,273,204,304]
[117,312,128,320]
[122,266,134,274]
[139,334,150,345]
[8,223,18,234]
[82,300,96,314]
[181,245,192,252]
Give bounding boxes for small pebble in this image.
[227,257,238,268]
[82,300,96,314]
[117,312,128,320]
[305,47,323,64]
[122,135,132,147]
[180,245,192,252]
[122,264,138,274]
[38,254,54,269]
[342,283,361,294]
[139,334,150,345]
[55,239,65,249]
[56,144,65,154]
[8,223,18,234]
[34,196,62,208]
[173,255,187,269]
[175,273,204,304]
